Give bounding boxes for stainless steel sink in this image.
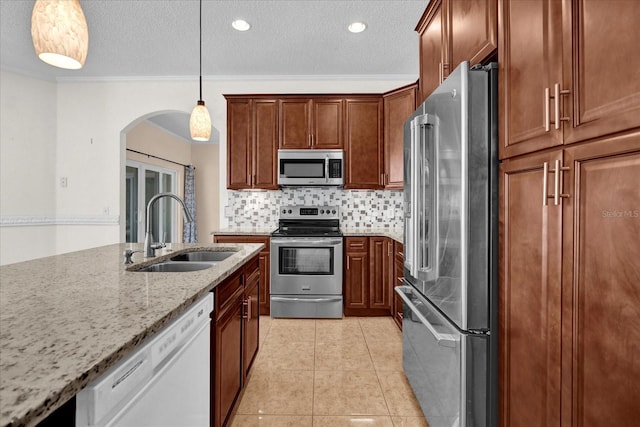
[134,262,214,273]
[169,251,236,262]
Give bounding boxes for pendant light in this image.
[189,0,212,141]
[31,0,89,70]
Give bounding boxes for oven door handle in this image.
[395,285,458,347]
[271,296,343,303]
[270,237,343,246]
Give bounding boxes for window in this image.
[126,160,177,243]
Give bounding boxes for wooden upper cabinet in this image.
[278,99,311,149]
[417,0,445,104]
[344,97,384,189]
[416,0,498,105]
[312,98,343,149]
[499,0,640,159]
[383,83,416,189]
[447,0,497,71]
[227,99,252,189]
[279,97,344,149]
[253,100,278,189]
[226,97,277,190]
[562,0,640,144]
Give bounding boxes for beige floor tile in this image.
[230,414,313,427]
[315,318,365,343]
[377,371,424,417]
[367,339,404,372]
[313,370,389,416]
[236,369,314,415]
[315,339,374,371]
[313,415,394,426]
[259,316,273,345]
[391,416,430,427]
[267,319,316,343]
[254,340,315,370]
[359,317,402,344]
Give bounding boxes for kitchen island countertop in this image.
[211,228,403,243]
[0,242,263,427]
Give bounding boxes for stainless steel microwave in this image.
[277,149,344,187]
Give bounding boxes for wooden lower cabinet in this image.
[242,258,260,381]
[344,236,396,316]
[212,277,243,427]
[499,132,640,427]
[211,254,261,427]
[214,235,270,315]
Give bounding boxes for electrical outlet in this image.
[60,177,68,188]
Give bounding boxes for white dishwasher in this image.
[76,293,213,427]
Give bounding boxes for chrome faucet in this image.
[144,192,194,257]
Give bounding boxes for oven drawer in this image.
[270,296,343,318]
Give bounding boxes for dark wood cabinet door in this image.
[344,237,368,312]
[499,150,563,427]
[279,99,311,149]
[312,98,343,149]
[369,237,391,310]
[383,84,416,189]
[227,99,252,189]
[243,266,260,380]
[258,251,270,315]
[562,0,640,145]
[561,134,640,426]
[417,0,445,104]
[447,0,497,70]
[498,0,564,159]
[212,295,243,427]
[344,98,383,189]
[252,99,278,189]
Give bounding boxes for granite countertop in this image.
[0,242,263,427]
[211,227,403,243]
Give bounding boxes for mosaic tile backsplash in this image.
[226,188,404,229]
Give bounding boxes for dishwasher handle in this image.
[395,285,458,348]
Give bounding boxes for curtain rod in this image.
[126,148,193,169]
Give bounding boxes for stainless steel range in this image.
[270,205,343,318]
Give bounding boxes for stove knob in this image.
[332,210,337,214]
[282,209,287,214]
[320,209,325,214]
[288,209,292,214]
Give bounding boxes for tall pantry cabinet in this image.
[498,1,640,426]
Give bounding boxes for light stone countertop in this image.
[210,227,403,243]
[0,242,263,427]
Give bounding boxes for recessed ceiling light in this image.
[348,22,367,33]
[232,19,251,31]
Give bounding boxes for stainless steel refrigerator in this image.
[397,61,498,427]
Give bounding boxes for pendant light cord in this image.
[198,0,203,101]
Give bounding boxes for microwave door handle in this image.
[325,156,329,183]
[395,285,457,347]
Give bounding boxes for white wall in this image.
[0,71,58,264]
[1,70,412,264]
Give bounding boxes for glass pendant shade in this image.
[31,0,89,70]
[190,100,212,141]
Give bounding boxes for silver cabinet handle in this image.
[394,285,458,347]
[553,159,570,205]
[543,162,549,206]
[544,87,551,132]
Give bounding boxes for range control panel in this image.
[279,205,339,220]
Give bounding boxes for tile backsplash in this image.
[226,188,404,229]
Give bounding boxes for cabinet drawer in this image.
[346,237,368,251]
[214,271,244,319]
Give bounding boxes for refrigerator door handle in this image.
[395,285,458,347]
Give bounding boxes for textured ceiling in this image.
[0,0,428,81]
